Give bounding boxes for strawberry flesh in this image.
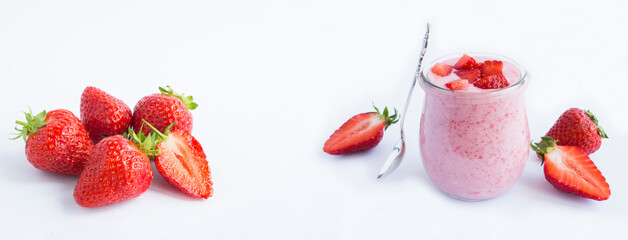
[543,145,610,200]
[324,106,398,155]
[445,79,469,91]
[454,69,481,83]
[156,131,213,198]
[431,63,453,77]
[324,113,385,155]
[479,60,503,77]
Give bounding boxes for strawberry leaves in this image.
[12,108,47,141]
[159,86,198,110]
[372,105,399,130]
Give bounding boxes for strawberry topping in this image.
[479,60,503,77]
[445,79,469,91]
[473,73,509,89]
[431,63,453,77]
[454,69,481,83]
[453,54,479,70]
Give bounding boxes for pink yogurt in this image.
[419,53,530,201]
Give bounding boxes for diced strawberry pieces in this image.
[445,79,469,91]
[454,69,481,83]
[453,54,479,70]
[431,63,453,77]
[473,73,509,89]
[479,60,503,77]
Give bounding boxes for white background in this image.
[1,0,627,239]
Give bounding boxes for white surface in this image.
[1,0,627,239]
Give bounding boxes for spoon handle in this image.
[377,23,430,179]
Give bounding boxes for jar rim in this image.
[420,52,528,97]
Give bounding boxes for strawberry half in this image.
[141,120,213,199]
[323,106,399,155]
[531,137,610,201]
[74,135,153,207]
[453,54,479,70]
[430,63,452,77]
[473,73,509,89]
[479,60,503,77]
[81,86,133,144]
[454,69,481,83]
[445,79,469,91]
[12,109,93,176]
[545,108,608,155]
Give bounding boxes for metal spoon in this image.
[377,23,430,179]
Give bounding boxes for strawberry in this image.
[479,60,503,77]
[323,106,399,155]
[545,108,608,155]
[140,120,213,198]
[454,69,481,83]
[473,73,509,89]
[531,137,610,201]
[430,63,452,77]
[12,109,93,176]
[133,86,197,135]
[453,54,479,70]
[445,79,469,91]
[73,135,153,207]
[80,86,133,144]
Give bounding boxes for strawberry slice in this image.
[431,63,453,77]
[141,120,213,198]
[453,54,479,70]
[454,69,481,83]
[479,60,503,77]
[473,73,509,89]
[445,79,469,91]
[531,137,610,201]
[324,106,399,155]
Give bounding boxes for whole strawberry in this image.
[74,135,153,208]
[12,109,93,176]
[324,106,399,155]
[140,120,213,198]
[545,108,608,155]
[532,137,610,201]
[80,86,132,144]
[132,86,197,135]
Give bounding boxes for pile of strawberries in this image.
[431,54,509,90]
[13,86,213,208]
[532,108,610,201]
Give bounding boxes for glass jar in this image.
[419,53,530,201]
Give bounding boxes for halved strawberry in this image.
[479,60,503,77]
[454,69,481,83]
[323,106,399,155]
[531,137,610,201]
[453,54,479,70]
[431,63,452,77]
[473,73,509,89]
[140,120,213,199]
[445,79,468,91]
